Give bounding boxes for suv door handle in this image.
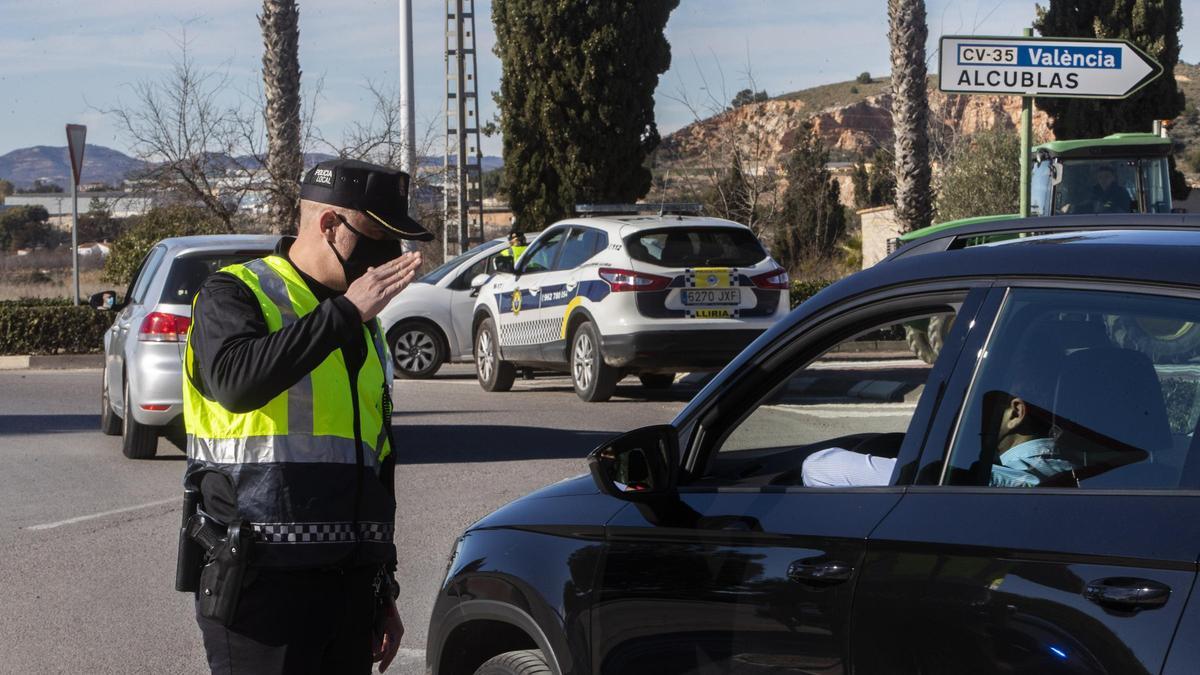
[787,559,853,585]
[1084,577,1171,611]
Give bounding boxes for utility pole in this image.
[443,0,484,257]
[399,0,418,251]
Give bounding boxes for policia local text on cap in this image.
[176,159,432,674]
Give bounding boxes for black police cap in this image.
[300,158,434,241]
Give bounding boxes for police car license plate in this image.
[683,289,740,306]
[692,309,732,319]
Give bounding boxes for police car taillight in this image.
[139,312,191,342]
[598,268,671,292]
[751,267,789,290]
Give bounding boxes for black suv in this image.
[428,215,1200,675]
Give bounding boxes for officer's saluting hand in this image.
[180,159,433,674]
[345,251,423,321]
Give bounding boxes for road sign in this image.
[939,35,1162,99]
[66,124,87,185]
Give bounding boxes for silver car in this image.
[93,235,279,459]
[378,237,516,378]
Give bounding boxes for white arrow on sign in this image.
[66,124,87,185]
[939,36,1162,99]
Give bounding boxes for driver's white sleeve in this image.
[802,447,896,487]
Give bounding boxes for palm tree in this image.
[887,0,932,232]
[260,0,303,234]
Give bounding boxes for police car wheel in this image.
[571,322,618,402]
[121,378,158,459]
[100,368,121,436]
[638,373,675,390]
[475,318,515,392]
[473,649,551,675]
[390,322,444,379]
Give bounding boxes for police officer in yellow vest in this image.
[501,230,527,262]
[180,159,431,673]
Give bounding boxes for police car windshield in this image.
[625,227,766,268]
[418,242,497,284]
[159,252,268,305]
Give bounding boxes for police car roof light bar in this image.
[575,203,704,217]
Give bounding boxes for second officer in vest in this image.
[181,159,431,673]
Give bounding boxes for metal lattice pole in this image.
[444,0,484,256]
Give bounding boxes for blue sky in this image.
[1,0,1197,158]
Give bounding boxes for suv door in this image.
[591,288,988,675]
[537,226,607,362]
[853,284,1200,675]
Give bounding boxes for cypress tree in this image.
[774,123,846,271]
[1034,0,1185,135]
[493,0,678,230]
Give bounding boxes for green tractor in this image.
[892,132,1179,363]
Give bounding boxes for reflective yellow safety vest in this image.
[183,255,395,569]
[500,244,527,260]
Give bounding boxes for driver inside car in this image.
[802,364,1081,488]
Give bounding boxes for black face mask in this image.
[329,214,404,285]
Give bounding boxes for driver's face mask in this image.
[328,213,403,285]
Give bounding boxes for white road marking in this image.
[806,359,928,370]
[771,403,917,419]
[25,497,178,531]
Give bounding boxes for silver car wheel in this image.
[573,331,594,391]
[395,329,437,373]
[477,329,495,382]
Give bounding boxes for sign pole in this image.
[1020,27,1033,218]
[65,124,87,306]
[71,176,79,305]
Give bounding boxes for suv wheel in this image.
[571,321,619,402]
[475,318,515,392]
[391,323,445,379]
[639,373,675,390]
[100,369,121,436]
[473,650,551,675]
[121,379,158,459]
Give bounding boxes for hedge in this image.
[790,279,833,309]
[0,300,113,355]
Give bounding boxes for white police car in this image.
[470,206,789,401]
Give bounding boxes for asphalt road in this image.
[0,365,694,674]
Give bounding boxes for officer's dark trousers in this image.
[196,566,377,675]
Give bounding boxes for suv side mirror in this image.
[587,424,678,500]
[88,290,120,311]
[470,273,490,290]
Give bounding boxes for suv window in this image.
[695,311,956,488]
[129,245,167,304]
[555,227,606,270]
[942,288,1200,490]
[520,229,567,274]
[449,252,500,291]
[159,252,265,304]
[626,227,766,268]
[419,242,497,285]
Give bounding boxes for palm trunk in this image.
[888,0,933,232]
[260,0,303,234]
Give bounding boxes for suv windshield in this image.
[625,227,766,267]
[159,252,268,305]
[419,242,497,285]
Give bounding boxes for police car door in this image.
[536,226,607,363]
[498,228,567,363]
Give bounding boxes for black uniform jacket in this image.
[187,237,396,533]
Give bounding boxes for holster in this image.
[192,514,253,626]
[174,488,203,593]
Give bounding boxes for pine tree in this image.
[1034,0,1185,136]
[888,0,933,232]
[774,123,846,271]
[493,0,678,229]
[260,0,303,234]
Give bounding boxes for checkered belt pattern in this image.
[251,521,394,544]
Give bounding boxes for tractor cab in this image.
[1030,133,1173,217]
